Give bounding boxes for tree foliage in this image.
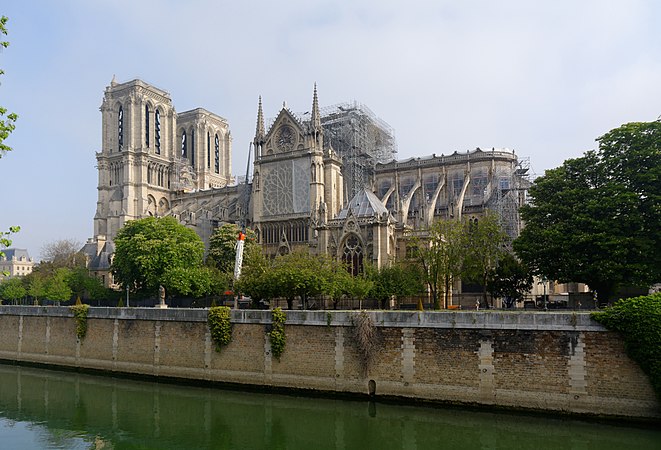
[0,16,18,158]
[237,250,373,309]
[45,268,73,302]
[413,214,507,309]
[0,277,26,303]
[463,211,509,307]
[366,262,425,309]
[514,121,661,302]
[67,267,107,301]
[486,253,533,308]
[208,306,232,351]
[27,274,47,303]
[267,251,337,309]
[112,217,209,296]
[207,224,258,274]
[592,293,661,400]
[0,17,18,262]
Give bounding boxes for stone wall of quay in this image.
[0,306,657,421]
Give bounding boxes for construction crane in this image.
[233,142,253,282]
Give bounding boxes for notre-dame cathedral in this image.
[84,77,529,285]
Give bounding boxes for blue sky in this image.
[2,0,660,260]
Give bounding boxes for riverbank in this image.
[0,306,657,422]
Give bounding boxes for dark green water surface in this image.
[0,364,658,449]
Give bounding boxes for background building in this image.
[0,248,34,279]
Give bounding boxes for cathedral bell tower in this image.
[94,78,177,243]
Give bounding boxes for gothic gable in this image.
[264,109,306,155]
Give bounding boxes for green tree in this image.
[486,253,533,308]
[45,268,73,303]
[207,224,258,274]
[344,275,374,308]
[0,277,27,303]
[112,217,207,296]
[161,266,218,298]
[234,250,272,304]
[366,262,425,309]
[26,272,47,304]
[412,218,468,310]
[269,251,334,309]
[463,211,508,308]
[67,267,107,302]
[0,225,19,264]
[514,121,661,302]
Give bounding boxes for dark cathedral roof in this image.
[82,240,115,271]
[336,189,389,220]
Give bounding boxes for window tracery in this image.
[342,234,364,276]
[145,104,150,147]
[190,130,195,167]
[118,106,124,150]
[207,132,211,169]
[214,134,220,174]
[155,109,161,154]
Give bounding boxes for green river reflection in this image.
[0,364,658,449]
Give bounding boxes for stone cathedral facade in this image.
[85,78,528,286]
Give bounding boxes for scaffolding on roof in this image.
[317,101,397,200]
[485,156,531,243]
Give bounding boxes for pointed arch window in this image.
[207,132,211,169]
[181,130,187,158]
[155,109,161,155]
[342,234,364,276]
[190,130,195,167]
[214,134,220,174]
[118,106,124,150]
[145,105,150,147]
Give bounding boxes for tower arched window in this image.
[214,134,220,174]
[155,109,161,155]
[342,234,364,276]
[181,131,187,158]
[145,105,150,147]
[190,130,195,167]
[118,106,124,150]
[207,132,211,169]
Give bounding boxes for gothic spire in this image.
[311,83,321,132]
[255,95,265,141]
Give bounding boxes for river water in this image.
[0,364,658,449]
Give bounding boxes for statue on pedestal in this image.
[157,285,168,309]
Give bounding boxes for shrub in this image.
[208,306,232,351]
[70,304,90,340]
[592,293,661,400]
[268,307,286,360]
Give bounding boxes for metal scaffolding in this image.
[486,156,531,242]
[299,101,398,201]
